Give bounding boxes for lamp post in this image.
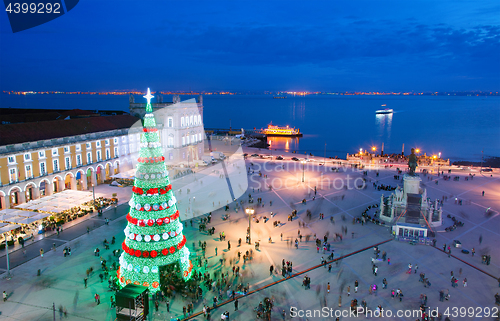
[301,160,306,182]
[92,183,96,210]
[245,208,254,244]
[4,232,11,279]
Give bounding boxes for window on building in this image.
[106,148,110,159]
[24,153,31,161]
[169,152,173,160]
[52,148,58,156]
[192,135,195,143]
[181,117,184,127]
[96,140,101,148]
[65,157,71,169]
[64,146,70,153]
[198,115,201,125]
[25,165,32,178]
[9,168,17,183]
[182,137,185,146]
[182,152,185,159]
[87,152,92,164]
[97,150,102,161]
[40,162,46,175]
[121,136,126,142]
[39,150,46,158]
[114,137,118,144]
[8,156,16,164]
[86,142,91,149]
[114,147,118,157]
[105,139,110,146]
[190,115,193,126]
[75,144,81,152]
[186,136,190,145]
[53,159,59,172]
[168,137,174,148]
[168,117,173,127]
[76,155,82,166]
[198,133,202,141]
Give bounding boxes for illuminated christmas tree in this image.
[118,88,193,292]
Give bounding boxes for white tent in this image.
[0,224,21,234]
[110,169,136,180]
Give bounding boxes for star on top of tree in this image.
[143,88,154,105]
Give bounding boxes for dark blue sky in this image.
[1,1,499,92]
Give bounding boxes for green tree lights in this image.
[118,89,192,292]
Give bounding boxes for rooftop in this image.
[0,114,139,146]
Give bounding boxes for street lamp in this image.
[415,149,420,154]
[372,146,376,153]
[245,208,254,244]
[301,160,306,182]
[91,183,96,210]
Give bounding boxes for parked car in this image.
[291,157,299,161]
[276,156,284,160]
[251,154,259,157]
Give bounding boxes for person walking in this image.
[347,286,350,296]
[472,248,475,257]
[95,293,100,305]
[270,265,274,276]
[3,291,7,302]
[327,282,330,293]
[215,247,218,256]
[166,300,170,312]
[40,248,44,257]
[338,295,342,307]
[228,241,231,251]
[234,299,238,311]
[84,277,88,288]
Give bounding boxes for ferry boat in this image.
[375,108,393,114]
[262,123,302,137]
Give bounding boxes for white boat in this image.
[376,108,393,114]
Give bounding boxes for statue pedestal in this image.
[403,174,421,198]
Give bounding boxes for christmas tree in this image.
[118,88,193,292]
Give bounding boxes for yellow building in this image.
[0,111,139,210]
